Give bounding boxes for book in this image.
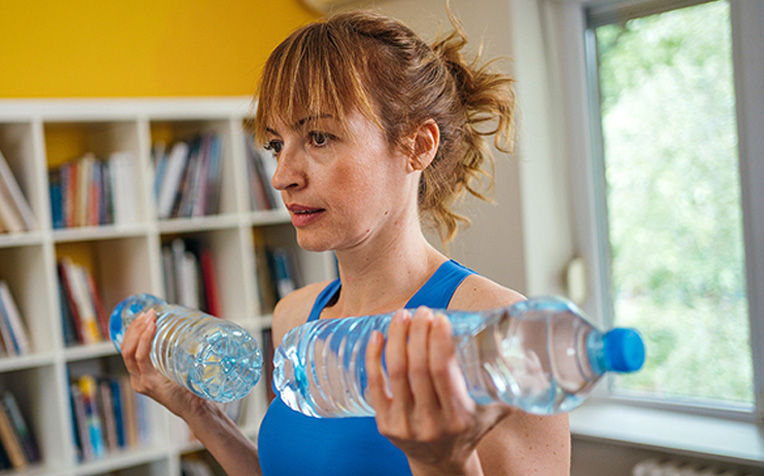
[262,328,276,403]
[200,247,221,317]
[245,136,275,211]
[271,248,296,300]
[61,259,101,344]
[84,272,109,340]
[0,183,25,233]
[119,376,138,447]
[0,286,18,355]
[204,134,222,215]
[162,246,177,304]
[0,281,30,355]
[97,380,118,452]
[0,149,36,231]
[2,392,40,463]
[78,376,105,459]
[109,379,126,448]
[70,383,92,461]
[0,398,26,469]
[57,261,84,344]
[49,168,64,229]
[156,141,190,219]
[252,229,277,313]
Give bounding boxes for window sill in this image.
[569,400,764,467]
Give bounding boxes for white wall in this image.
[342,0,578,299]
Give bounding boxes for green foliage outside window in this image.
[594,0,752,404]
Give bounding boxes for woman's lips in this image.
[287,205,325,227]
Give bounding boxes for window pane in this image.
[594,1,753,405]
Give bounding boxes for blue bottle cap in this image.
[603,328,645,373]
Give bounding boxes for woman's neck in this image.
[329,224,445,318]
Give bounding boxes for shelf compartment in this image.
[54,236,154,348]
[0,122,45,235]
[149,119,241,220]
[0,366,68,473]
[66,355,165,468]
[44,121,150,229]
[158,228,251,325]
[0,244,58,354]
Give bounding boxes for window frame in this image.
[559,0,764,423]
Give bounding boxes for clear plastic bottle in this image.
[110,293,262,403]
[274,296,645,417]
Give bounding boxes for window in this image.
[581,0,764,415]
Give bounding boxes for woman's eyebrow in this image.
[293,114,334,129]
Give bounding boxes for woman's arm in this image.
[121,311,261,476]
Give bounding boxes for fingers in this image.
[365,329,390,410]
[429,313,474,418]
[121,310,156,376]
[134,311,157,375]
[407,308,440,411]
[385,310,414,412]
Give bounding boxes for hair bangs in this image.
[252,21,379,145]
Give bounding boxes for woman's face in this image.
[265,109,418,252]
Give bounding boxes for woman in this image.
[121,9,571,476]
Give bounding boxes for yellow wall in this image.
[0,1,319,98]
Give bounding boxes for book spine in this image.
[78,376,105,459]
[70,383,92,461]
[57,260,84,344]
[2,392,39,463]
[0,399,26,469]
[0,149,36,230]
[0,282,30,355]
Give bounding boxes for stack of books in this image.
[56,258,109,347]
[161,238,221,317]
[69,374,149,462]
[0,282,31,357]
[0,391,40,470]
[244,135,284,212]
[48,152,139,229]
[0,149,37,234]
[153,134,222,220]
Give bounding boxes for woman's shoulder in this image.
[271,279,336,346]
[449,273,525,312]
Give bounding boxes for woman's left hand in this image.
[366,307,512,476]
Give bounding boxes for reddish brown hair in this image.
[251,10,515,244]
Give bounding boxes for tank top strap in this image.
[307,260,475,322]
[307,279,342,322]
[405,259,476,309]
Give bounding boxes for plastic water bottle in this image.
[273,296,645,417]
[110,293,262,403]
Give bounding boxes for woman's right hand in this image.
[120,309,206,418]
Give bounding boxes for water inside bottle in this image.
[153,310,262,403]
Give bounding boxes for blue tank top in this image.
[257,259,476,476]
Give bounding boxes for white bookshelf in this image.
[0,98,336,476]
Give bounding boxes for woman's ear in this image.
[407,119,440,172]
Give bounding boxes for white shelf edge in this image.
[569,400,764,467]
[73,444,173,476]
[0,352,56,372]
[0,231,46,248]
[0,97,253,122]
[51,223,149,243]
[157,214,242,234]
[63,342,118,362]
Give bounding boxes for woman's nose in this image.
[270,145,306,192]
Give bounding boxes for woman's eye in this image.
[309,131,331,147]
[264,140,283,156]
